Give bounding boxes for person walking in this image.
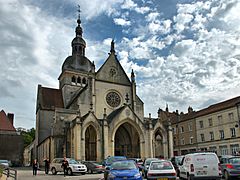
[32,159,38,176]
[61,157,69,177]
[43,158,50,174]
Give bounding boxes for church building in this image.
[35,15,173,163]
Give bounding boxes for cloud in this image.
[113,18,131,26]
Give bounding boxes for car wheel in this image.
[51,167,57,175]
[224,171,230,180]
[88,168,91,174]
[67,168,72,176]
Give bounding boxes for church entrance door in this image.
[85,125,97,161]
[114,122,140,158]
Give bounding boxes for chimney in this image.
[7,113,14,125]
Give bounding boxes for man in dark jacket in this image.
[61,157,69,177]
[43,158,50,174]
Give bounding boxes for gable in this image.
[0,110,16,131]
[96,53,131,86]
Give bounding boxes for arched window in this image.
[74,46,77,52]
[77,77,81,84]
[82,77,86,84]
[71,76,76,83]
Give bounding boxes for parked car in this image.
[170,155,184,177]
[147,160,177,179]
[107,159,142,180]
[103,156,127,180]
[128,158,143,170]
[142,158,160,178]
[50,158,87,175]
[0,160,11,168]
[219,155,240,180]
[179,152,222,180]
[82,161,105,174]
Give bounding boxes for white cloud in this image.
[113,18,131,26]
[121,0,137,9]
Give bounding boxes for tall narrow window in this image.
[71,76,76,83]
[218,115,223,124]
[199,121,204,128]
[228,113,234,121]
[181,126,184,133]
[230,128,236,137]
[77,77,81,84]
[219,130,224,139]
[210,132,214,141]
[208,118,213,126]
[82,77,87,84]
[188,123,192,131]
[190,137,193,144]
[200,134,205,142]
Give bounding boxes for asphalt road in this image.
[16,167,104,180]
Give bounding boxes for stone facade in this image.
[166,98,240,156]
[35,16,173,163]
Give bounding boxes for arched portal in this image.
[114,122,140,158]
[85,125,97,161]
[153,129,164,158]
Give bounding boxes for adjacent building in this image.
[0,110,24,166]
[168,97,240,156]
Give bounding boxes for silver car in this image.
[50,158,87,175]
[220,155,240,180]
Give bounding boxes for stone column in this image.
[168,121,174,158]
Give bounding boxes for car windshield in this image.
[68,159,79,164]
[146,158,159,165]
[111,161,136,170]
[175,156,184,165]
[229,157,240,164]
[150,161,173,170]
[0,160,8,163]
[107,157,126,164]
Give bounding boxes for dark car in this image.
[82,161,105,174]
[107,160,142,180]
[103,156,127,180]
[220,155,240,180]
[170,155,184,177]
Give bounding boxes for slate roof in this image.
[196,96,240,117]
[38,86,64,110]
[0,110,16,131]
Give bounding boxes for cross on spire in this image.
[77,4,81,20]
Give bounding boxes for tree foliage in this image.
[20,128,35,147]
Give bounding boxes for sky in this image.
[0,0,240,129]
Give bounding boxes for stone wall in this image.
[0,133,24,166]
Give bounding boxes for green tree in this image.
[20,128,35,147]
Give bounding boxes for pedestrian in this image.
[61,157,69,177]
[32,159,38,176]
[43,158,50,174]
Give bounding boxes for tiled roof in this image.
[196,96,240,117]
[0,110,16,131]
[39,86,64,110]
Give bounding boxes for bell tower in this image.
[58,6,95,107]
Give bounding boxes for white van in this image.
[179,152,222,180]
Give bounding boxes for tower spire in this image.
[76,4,82,37]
